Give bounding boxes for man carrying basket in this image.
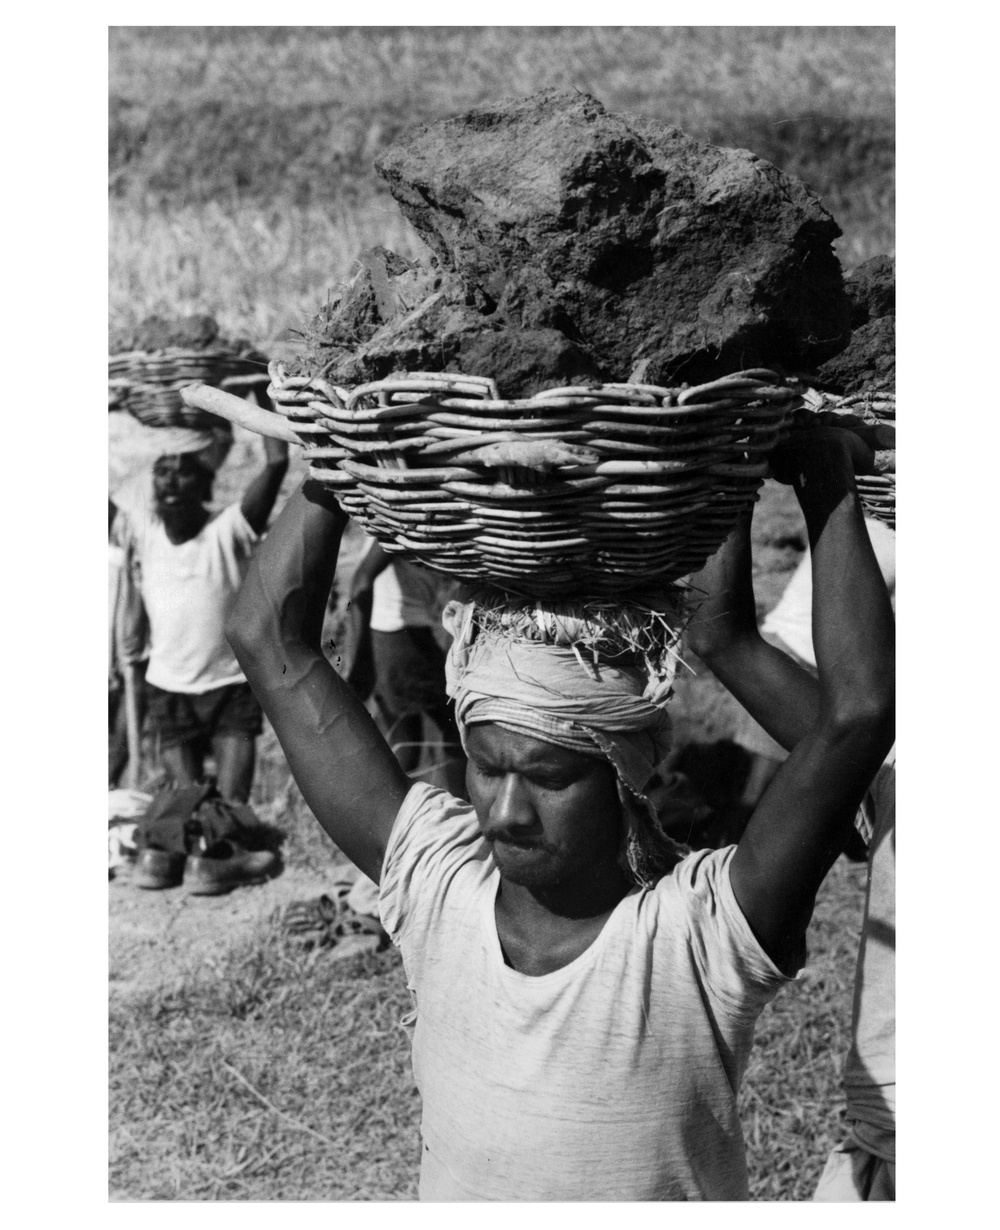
[115,427,288,803]
[225,418,893,1200]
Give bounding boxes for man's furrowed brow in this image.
[470,747,504,770]
[515,742,596,775]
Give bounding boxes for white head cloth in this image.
[152,426,232,472]
[443,597,676,805]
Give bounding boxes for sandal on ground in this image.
[278,891,388,952]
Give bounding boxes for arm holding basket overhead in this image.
[226,482,410,883]
[686,425,894,970]
[180,379,292,533]
[239,431,290,535]
[685,509,821,752]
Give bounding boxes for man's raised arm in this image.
[226,482,410,882]
[694,428,894,969]
[240,408,290,534]
[685,511,821,753]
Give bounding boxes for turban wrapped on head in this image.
[154,426,231,472]
[442,592,690,884]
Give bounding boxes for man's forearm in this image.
[239,442,291,534]
[685,512,757,657]
[228,481,409,882]
[263,432,289,468]
[229,482,348,664]
[687,512,821,751]
[793,445,894,731]
[727,432,894,965]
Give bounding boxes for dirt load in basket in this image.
[815,255,895,395]
[289,89,852,399]
[109,313,269,430]
[221,90,891,596]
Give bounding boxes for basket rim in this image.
[255,366,814,594]
[267,364,798,408]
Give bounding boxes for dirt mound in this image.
[295,90,851,397]
[844,254,895,326]
[814,253,894,393]
[289,247,603,398]
[110,313,257,356]
[814,316,895,394]
[289,250,463,382]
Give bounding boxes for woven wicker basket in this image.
[802,389,895,529]
[108,348,269,430]
[257,366,800,596]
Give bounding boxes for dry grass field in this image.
[109,25,893,1202]
[109,26,894,349]
[110,844,866,1202]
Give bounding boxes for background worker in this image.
[109,496,151,787]
[116,427,288,802]
[224,418,893,1201]
[347,538,466,797]
[340,538,466,920]
[812,752,895,1200]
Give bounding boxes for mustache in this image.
[485,830,553,852]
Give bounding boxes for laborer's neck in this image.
[495,861,633,976]
[500,857,632,923]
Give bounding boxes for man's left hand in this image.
[769,416,875,486]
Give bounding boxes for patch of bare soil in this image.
[109,860,377,1001]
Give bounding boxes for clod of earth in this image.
[843,254,895,327]
[811,254,894,396]
[293,89,853,398]
[110,312,256,357]
[814,315,895,395]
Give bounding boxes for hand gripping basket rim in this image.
[800,388,895,530]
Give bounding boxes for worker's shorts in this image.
[144,681,263,750]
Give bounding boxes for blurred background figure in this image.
[112,427,288,803]
[108,499,148,788]
[814,750,896,1200]
[324,537,468,923]
[347,538,467,799]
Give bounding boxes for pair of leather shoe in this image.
[134,842,280,895]
[133,847,187,890]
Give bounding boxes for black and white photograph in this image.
[105,22,899,1203]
